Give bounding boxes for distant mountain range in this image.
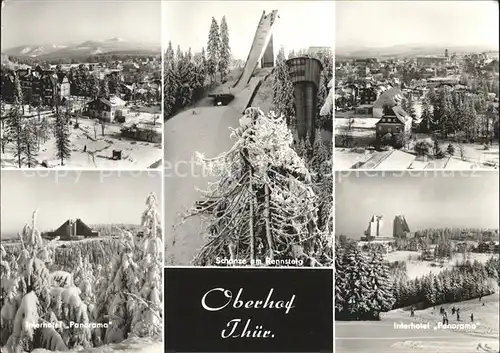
[2,37,161,60]
[336,44,499,59]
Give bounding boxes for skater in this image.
[410,307,415,317]
[452,307,456,315]
[470,313,474,323]
[440,307,444,315]
[83,145,87,152]
[457,311,460,321]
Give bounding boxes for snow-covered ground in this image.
[336,293,499,353]
[335,117,499,170]
[164,105,241,265]
[384,251,499,280]
[1,113,162,169]
[30,334,162,353]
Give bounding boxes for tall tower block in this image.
[286,56,323,143]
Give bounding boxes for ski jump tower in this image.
[286,56,323,143]
[233,10,278,88]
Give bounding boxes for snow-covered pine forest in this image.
[335,240,500,320]
[0,192,162,353]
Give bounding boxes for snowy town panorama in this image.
[335,2,499,170]
[0,1,162,169]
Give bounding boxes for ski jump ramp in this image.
[233,10,278,90]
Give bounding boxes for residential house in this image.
[375,105,412,138]
[86,95,127,122]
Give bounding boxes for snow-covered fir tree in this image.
[186,108,331,266]
[21,119,38,168]
[343,247,373,319]
[207,17,220,83]
[366,251,396,318]
[176,48,196,108]
[54,111,71,166]
[165,41,175,63]
[99,79,110,98]
[201,46,207,74]
[334,242,347,314]
[6,100,24,168]
[218,15,231,82]
[193,51,207,89]
[95,230,139,344]
[272,47,295,126]
[164,52,179,120]
[13,75,24,115]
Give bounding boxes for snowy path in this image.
[30,336,163,353]
[164,106,242,265]
[336,293,499,353]
[341,149,494,170]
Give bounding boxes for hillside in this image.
[336,293,500,353]
[2,38,160,60]
[336,44,499,59]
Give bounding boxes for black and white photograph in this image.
[163,1,334,267]
[165,268,333,353]
[335,1,499,170]
[334,171,500,352]
[1,0,162,169]
[0,170,162,353]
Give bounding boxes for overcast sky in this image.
[336,0,499,49]
[0,171,161,236]
[163,1,334,60]
[1,0,161,50]
[335,171,499,238]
